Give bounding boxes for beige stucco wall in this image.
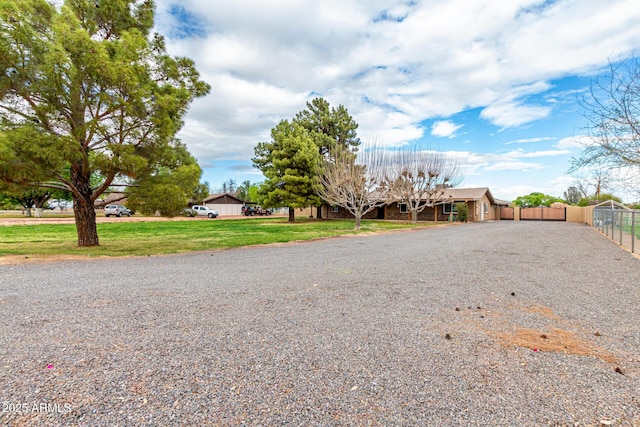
[566,206,594,225]
[467,195,499,221]
[205,203,243,216]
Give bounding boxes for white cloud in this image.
[149,0,640,184]
[547,175,578,195]
[555,135,596,149]
[480,101,551,128]
[431,121,463,138]
[479,82,554,128]
[506,149,571,158]
[505,137,555,145]
[483,161,546,171]
[445,148,562,175]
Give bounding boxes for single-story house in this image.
[201,193,246,216]
[318,187,509,222]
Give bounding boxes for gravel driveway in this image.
[1,221,639,426]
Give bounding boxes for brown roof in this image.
[376,187,509,206]
[352,187,508,206]
[441,187,508,206]
[203,193,245,204]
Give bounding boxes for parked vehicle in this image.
[242,205,272,216]
[191,205,219,218]
[104,205,132,217]
[47,199,73,210]
[182,208,196,217]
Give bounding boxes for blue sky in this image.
[153,0,640,202]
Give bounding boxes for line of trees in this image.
[512,192,564,208]
[514,188,622,208]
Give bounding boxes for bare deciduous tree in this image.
[573,169,612,199]
[572,57,640,196]
[317,143,462,227]
[316,145,387,230]
[381,146,461,223]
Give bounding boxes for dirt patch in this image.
[459,302,620,364]
[0,254,104,265]
[521,304,561,321]
[494,326,617,364]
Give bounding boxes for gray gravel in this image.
[1,221,639,426]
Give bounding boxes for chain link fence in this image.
[593,201,639,254]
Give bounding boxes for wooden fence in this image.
[500,207,514,220]
[520,207,566,221]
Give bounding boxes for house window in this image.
[331,206,339,213]
[442,203,457,214]
[399,203,408,213]
[483,203,489,214]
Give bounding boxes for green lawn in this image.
[0,218,426,258]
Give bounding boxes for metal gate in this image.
[500,207,514,220]
[593,201,638,254]
[520,207,566,221]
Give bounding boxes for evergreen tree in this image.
[294,97,361,157]
[0,0,210,245]
[252,121,321,222]
[125,142,202,216]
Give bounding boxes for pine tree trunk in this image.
[71,162,99,246]
[73,195,99,246]
[288,207,295,223]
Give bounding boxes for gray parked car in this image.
[104,205,132,217]
[190,205,219,218]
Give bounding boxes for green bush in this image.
[0,194,19,210]
[455,202,468,222]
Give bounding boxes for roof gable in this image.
[203,193,245,204]
[443,187,486,200]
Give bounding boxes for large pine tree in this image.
[294,97,361,157]
[252,120,321,222]
[0,0,209,245]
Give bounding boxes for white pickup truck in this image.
[189,205,219,218]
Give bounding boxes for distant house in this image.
[201,193,246,216]
[320,187,508,222]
